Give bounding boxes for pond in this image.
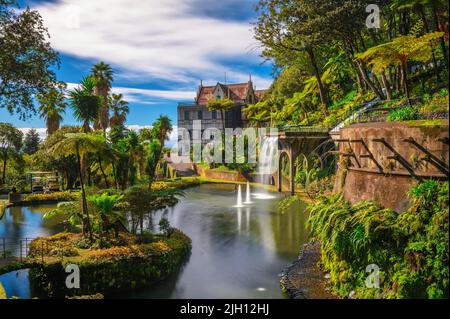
[0,183,310,299]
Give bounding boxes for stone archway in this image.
[278,150,295,194]
[275,133,331,195]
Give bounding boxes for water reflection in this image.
[0,185,310,299]
[133,184,310,299]
[0,205,65,240]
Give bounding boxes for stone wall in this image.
[335,120,449,211]
[194,164,250,182]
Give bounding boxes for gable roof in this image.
[195,81,266,105]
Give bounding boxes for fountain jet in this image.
[234,185,244,208]
[243,182,254,204]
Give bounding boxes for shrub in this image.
[23,191,79,202]
[387,107,419,121]
[308,180,449,299]
[159,218,174,237]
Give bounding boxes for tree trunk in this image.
[432,7,449,70]
[401,60,411,105]
[306,47,328,108]
[381,70,392,100]
[111,162,119,189]
[98,156,109,188]
[356,59,385,100]
[76,146,93,241]
[418,7,441,82]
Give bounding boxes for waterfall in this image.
[252,136,278,200]
[258,136,278,185]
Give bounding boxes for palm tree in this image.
[147,139,162,190]
[51,133,105,240]
[109,93,129,127]
[152,115,173,148]
[38,83,67,136]
[91,62,114,132]
[69,76,101,133]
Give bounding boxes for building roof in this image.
[195,81,267,106]
[254,89,268,101]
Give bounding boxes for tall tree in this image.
[51,133,105,240]
[207,98,234,134]
[109,93,129,127]
[146,139,162,190]
[69,76,102,133]
[38,82,67,136]
[254,0,330,107]
[0,1,59,119]
[91,62,114,132]
[23,129,41,155]
[0,122,23,184]
[152,115,173,148]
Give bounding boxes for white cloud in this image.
[67,83,196,104]
[33,0,272,89]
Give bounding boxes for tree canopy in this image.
[0,0,60,119]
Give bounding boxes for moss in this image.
[27,229,191,298]
[404,119,446,127]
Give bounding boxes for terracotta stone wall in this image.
[194,164,249,182]
[335,121,449,212]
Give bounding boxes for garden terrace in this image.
[26,229,191,298]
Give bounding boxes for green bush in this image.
[23,191,79,202]
[308,180,449,299]
[387,107,419,121]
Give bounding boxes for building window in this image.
[198,110,203,120]
[212,110,217,119]
[184,110,189,120]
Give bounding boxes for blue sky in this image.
[0,0,273,136]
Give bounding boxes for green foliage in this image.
[28,229,191,298]
[308,180,449,298]
[159,217,174,237]
[0,1,60,119]
[24,191,79,202]
[387,107,419,121]
[0,282,6,299]
[0,122,23,184]
[38,82,67,135]
[22,129,41,155]
[69,76,102,132]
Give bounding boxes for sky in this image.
[0,0,274,140]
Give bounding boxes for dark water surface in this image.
[0,184,310,299]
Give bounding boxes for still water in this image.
[0,184,310,299]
